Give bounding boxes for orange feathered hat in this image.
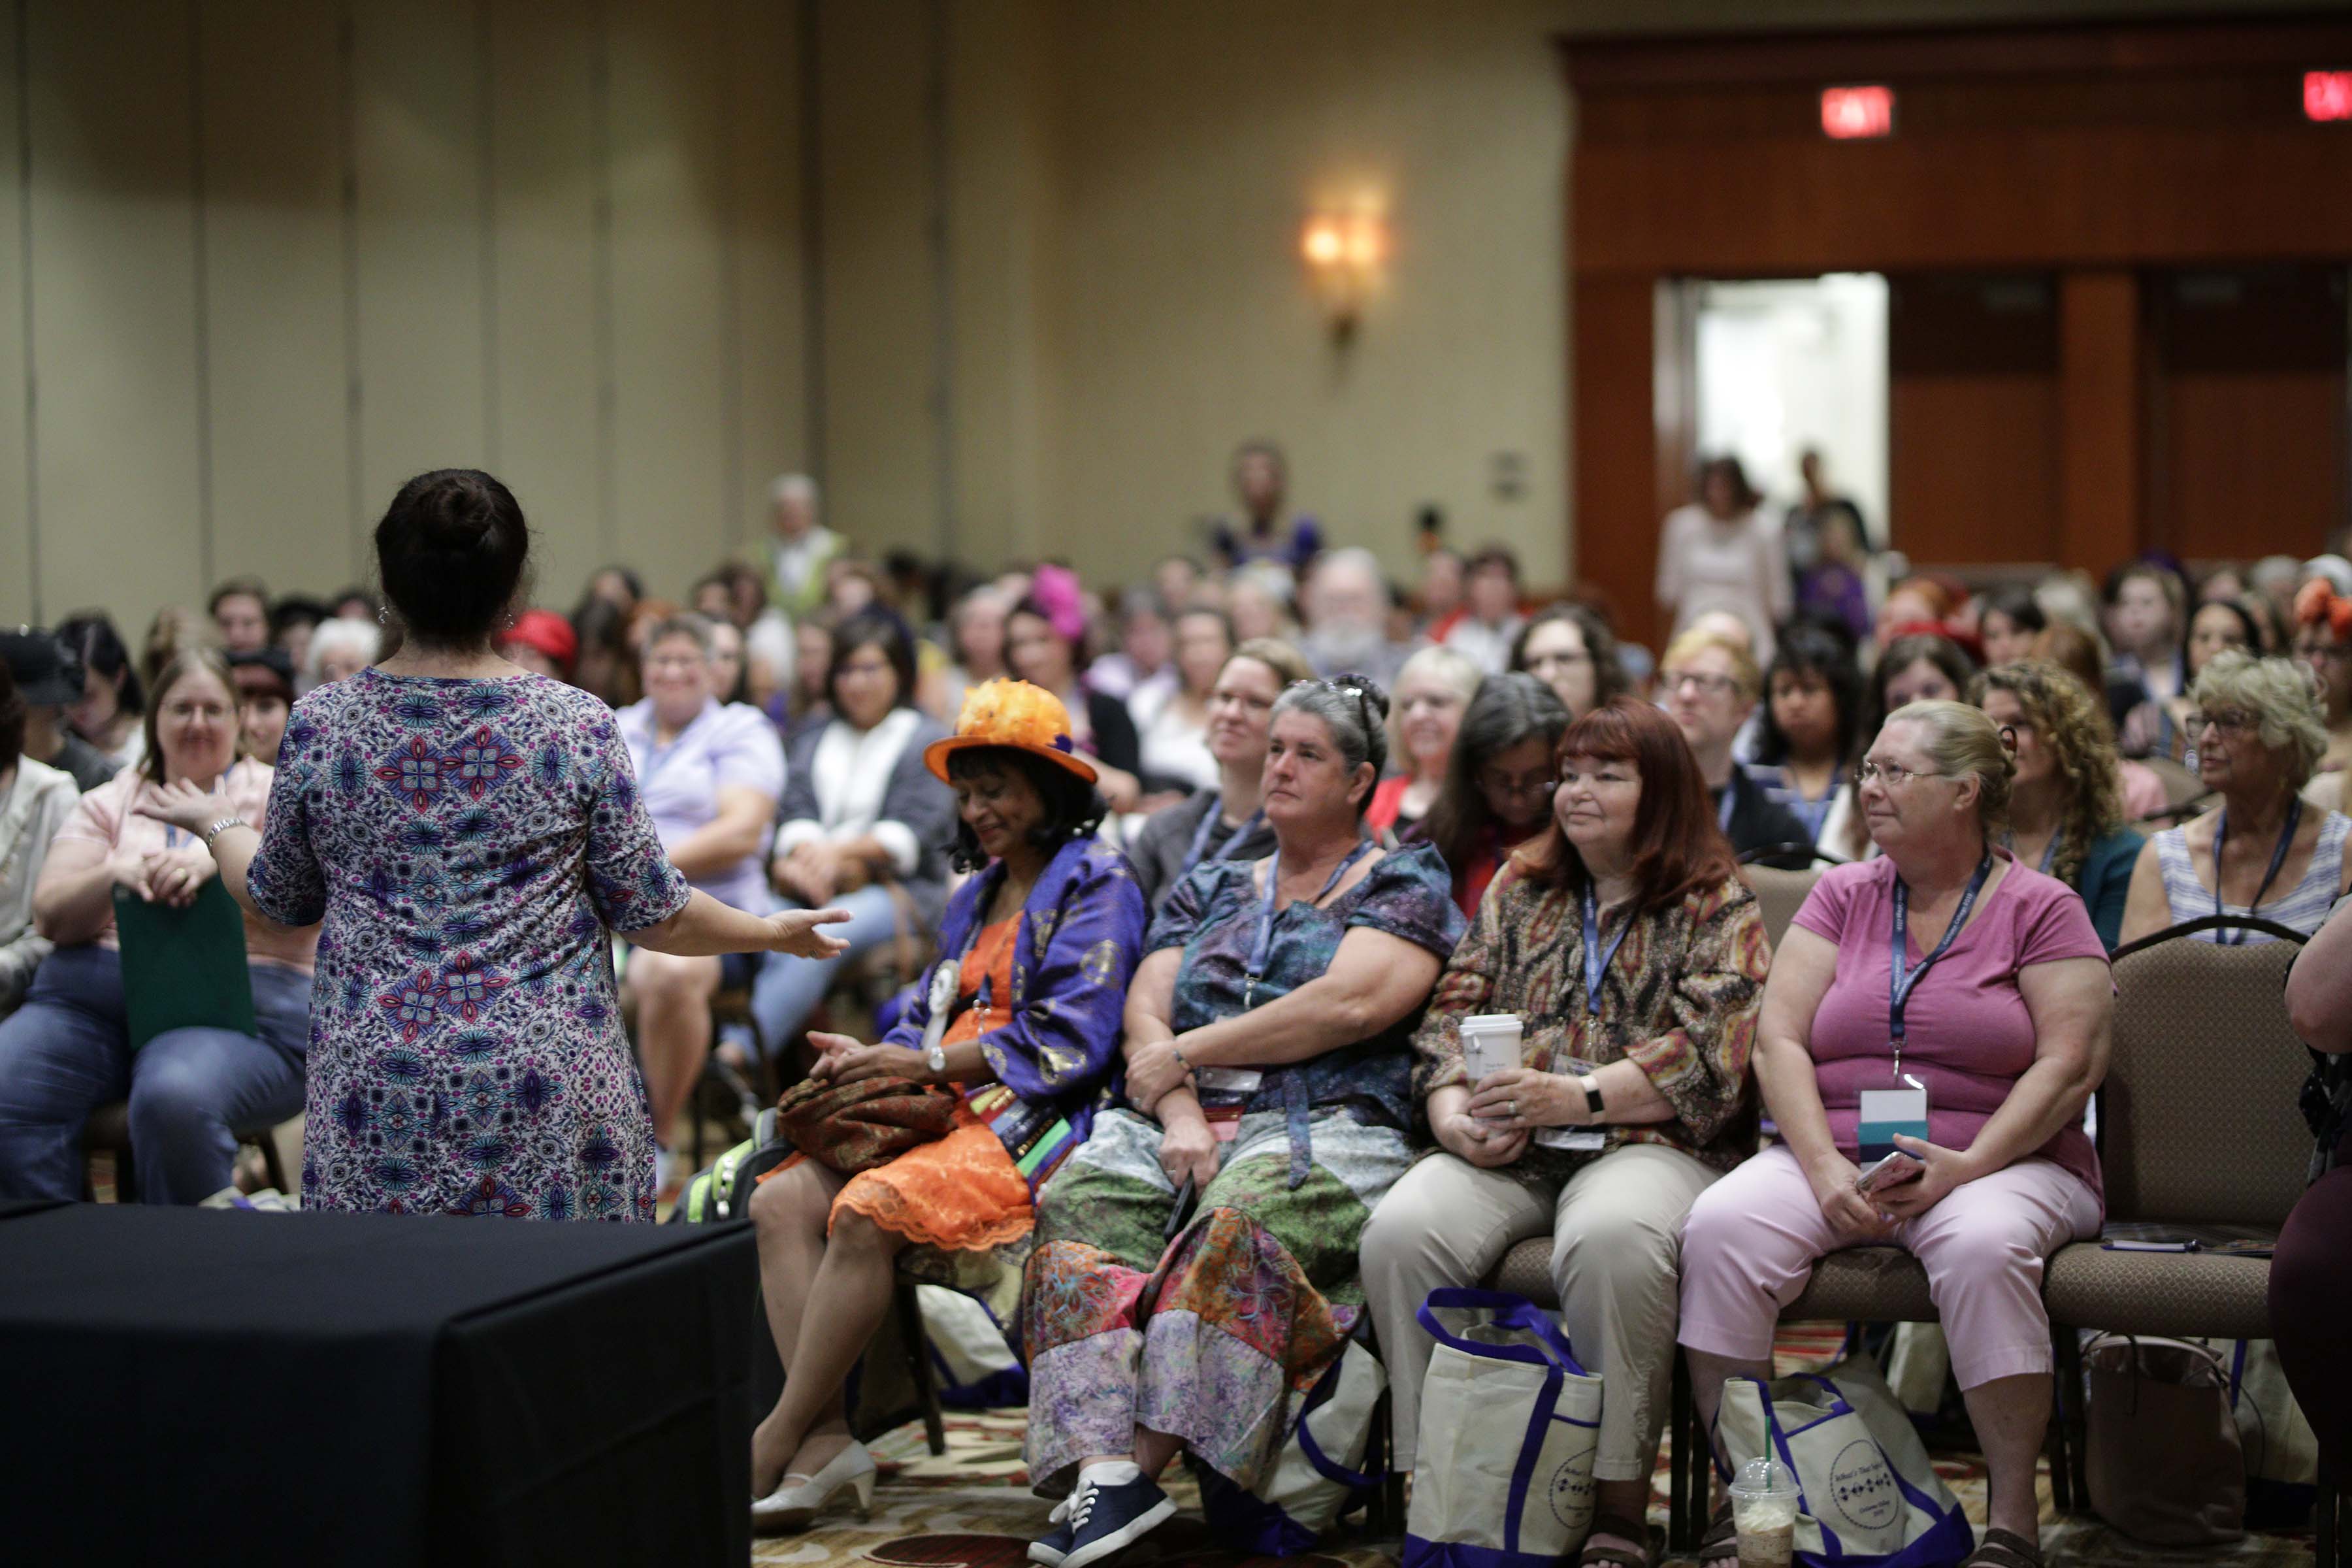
[2296,578,2352,642]
[923,678,1099,785]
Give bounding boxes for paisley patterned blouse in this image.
[1413,859,1769,1175]
[248,668,692,1220]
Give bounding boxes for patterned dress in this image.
[247,668,691,1219]
[1020,841,1463,1503]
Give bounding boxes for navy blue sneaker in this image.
[1056,1471,1177,1568]
[1027,1495,1077,1566]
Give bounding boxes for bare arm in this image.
[2289,894,2352,1052]
[30,838,132,946]
[1176,926,1443,1069]
[2115,837,2173,949]
[629,888,851,959]
[1750,925,1843,1173]
[1947,955,2110,1175]
[662,785,777,881]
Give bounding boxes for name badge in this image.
[1195,1066,1264,1094]
[1857,1081,1930,1164]
[1533,1128,1607,1152]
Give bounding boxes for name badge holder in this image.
[1867,855,1989,1162]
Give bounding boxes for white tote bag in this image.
[1404,1288,1603,1568]
[1196,1335,1388,1556]
[1715,1358,1974,1568]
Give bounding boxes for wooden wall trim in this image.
[2059,270,2143,574]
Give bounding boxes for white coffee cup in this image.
[1458,1013,1524,1088]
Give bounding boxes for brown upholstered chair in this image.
[81,1100,290,1201]
[2042,917,2324,1526]
[1742,864,1827,951]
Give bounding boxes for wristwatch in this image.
[1579,1075,1605,1120]
[926,1043,949,1080]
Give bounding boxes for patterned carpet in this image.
[757,1326,2323,1568]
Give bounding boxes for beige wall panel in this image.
[26,0,204,632]
[487,0,601,611]
[1037,0,1571,591]
[199,0,351,599]
[816,0,935,562]
[351,0,487,531]
[727,0,806,557]
[0,10,29,623]
[947,0,1050,571]
[607,0,730,602]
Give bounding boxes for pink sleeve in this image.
[2120,763,2168,821]
[2016,878,2109,968]
[1788,860,1865,944]
[52,783,117,847]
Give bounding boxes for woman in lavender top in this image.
[154,470,847,1220]
[617,612,788,1188]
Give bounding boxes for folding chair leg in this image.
[2058,1328,2089,1509]
[2319,1458,2340,1568]
[895,1279,947,1456]
[1669,1354,1694,1553]
[2042,1331,2072,1514]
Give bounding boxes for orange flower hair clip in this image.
[2295,578,2352,641]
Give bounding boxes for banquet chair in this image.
[81,1100,289,1202]
[2041,916,2329,1535]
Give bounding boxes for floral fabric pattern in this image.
[247,668,691,1220]
[1413,862,1769,1176]
[1020,1105,1409,1501]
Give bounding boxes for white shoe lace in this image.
[1065,1479,1099,1532]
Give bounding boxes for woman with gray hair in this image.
[1680,699,2113,1568]
[2120,649,2351,946]
[1015,674,1466,1568]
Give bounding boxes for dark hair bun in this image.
[1332,672,1392,723]
[374,469,532,644]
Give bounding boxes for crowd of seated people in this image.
[8,440,2352,1568]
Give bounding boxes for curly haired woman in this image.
[1970,661,2144,950]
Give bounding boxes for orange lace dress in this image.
[825,913,1036,1250]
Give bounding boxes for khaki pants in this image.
[1360,1141,1720,1480]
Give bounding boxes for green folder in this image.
[113,881,257,1051]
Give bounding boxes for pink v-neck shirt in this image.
[1791,857,2108,1203]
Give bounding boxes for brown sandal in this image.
[1695,1497,1739,1563]
[1961,1526,2044,1568]
[1576,1510,1658,1568]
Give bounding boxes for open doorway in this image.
[1684,274,1891,550]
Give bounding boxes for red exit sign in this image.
[1821,84,1895,140]
[2309,71,2352,123]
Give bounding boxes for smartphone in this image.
[1854,1151,1924,1196]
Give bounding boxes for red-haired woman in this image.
[1362,698,1769,1568]
[2295,578,2352,787]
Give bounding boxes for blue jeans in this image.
[748,882,903,1055]
[0,944,312,1205]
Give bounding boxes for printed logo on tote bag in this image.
[1547,1458,1596,1532]
[1825,1440,1901,1533]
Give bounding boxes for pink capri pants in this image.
[1677,1143,2101,1389]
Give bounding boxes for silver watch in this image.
[926,1044,949,1079]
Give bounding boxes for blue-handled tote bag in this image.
[1714,1358,1974,1567]
[1196,1335,1388,1556]
[1403,1288,1603,1568]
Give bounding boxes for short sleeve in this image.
[582,706,694,934]
[51,783,120,848]
[2016,878,2109,970]
[1144,861,1225,955]
[1789,860,1869,945]
[1344,842,1469,958]
[711,708,786,801]
[246,764,328,927]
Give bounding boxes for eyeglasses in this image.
[1658,668,1739,698]
[1854,759,1944,788]
[1477,767,1556,802]
[2184,708,2259,736]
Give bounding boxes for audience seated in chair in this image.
[1678,700,2110,1568]
[0,662,80,1019]
[1364,697,1766,1568]
[0,649,316,1205]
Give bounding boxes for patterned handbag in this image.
[773,1075,960,1173]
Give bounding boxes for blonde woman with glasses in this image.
[2119,649,2351,946]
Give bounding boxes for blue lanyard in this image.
[2003,830,2059,876]
[1181,799,1263,878]
[1716,780,1737,832]
[1887,853,1993,1077]
[2213,797,2300,945]
[1244,840,1371,1008]
[161,765,233,849]
[1579,882,1633,1018]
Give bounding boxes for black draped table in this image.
[0,1200,759,1567]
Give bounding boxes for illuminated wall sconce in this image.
[1301,211,1387,343]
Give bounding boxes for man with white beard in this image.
[1299,547,1420,691]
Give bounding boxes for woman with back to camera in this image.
[1509,602,1626,723]
[2118,649,2352,948]
[150,470,849,1219]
